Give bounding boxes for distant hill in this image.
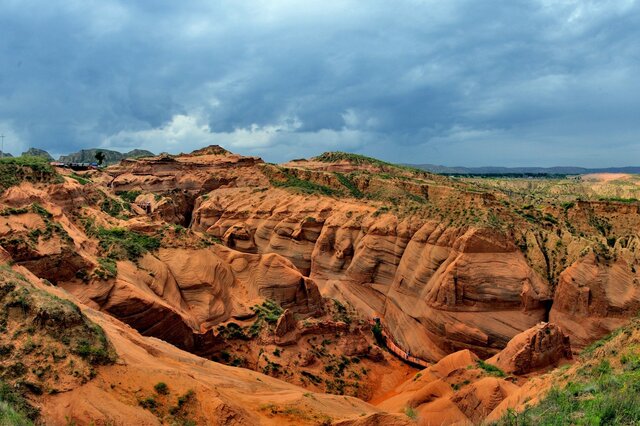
[408,164,640,175]
[0,152,13,158]
[21,148,54,161]
[59,148,154,165]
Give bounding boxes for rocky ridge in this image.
[0,146,638,424]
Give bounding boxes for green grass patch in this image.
[497,321,640,425]
[334,172,363,198]
[476,359,506,377]
[100,197,130,218]
[84,224,161,262]
[497,369,640,425]
[72,324,114,365]
[0,380,38,424]
[68,173,91,185]
[272,175,336,196]
[116,190,142,203]
[0,156,62,192]
[94,257,117,280]
[404,406,418,420]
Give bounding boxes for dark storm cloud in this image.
[0,0,639,165]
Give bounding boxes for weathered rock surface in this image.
[58,247,322,355]
[274,309,296,337]
[192,188,552,361]
[487,322,572,374]
[550,252,640,349]
[1,265,389,426]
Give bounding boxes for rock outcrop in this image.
[487,323,572,375]
[550,252,640,349]
[59,247,322,354]
[0,265,389,426]
[192,188,552,361]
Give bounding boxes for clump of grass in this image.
[72,323,115,365]
[176,390,194,410]
[116,190,142,203]
[154,382,169,395]
[251,300,283,324]
[216,323,248,340]
[0,207,29,216]
[476,360,506,377]
[94,257,117,280]
[100,197,129,218]
[139,396,157,410]
[404,406,417,419]
[331,299,352,324]
[0,379,39,423]
[68,173,91,185]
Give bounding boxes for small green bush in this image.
[116,190,142,203]
[476,360,506,377]
[404,406,417,419]
[0,379,39,422]
[154,382,169,395]
[139,397,156,410]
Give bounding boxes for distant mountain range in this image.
[2,147,155,165]
[408,164,640,175]
[58,148,154,165]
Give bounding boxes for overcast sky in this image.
[1,0,639,166]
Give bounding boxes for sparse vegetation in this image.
[251,300,284,325]
[496,319,640,425]
[86,225,161,261]
[0,267,116,424]
[371,319,384,345]
[0,379,38,424]
[68,173,91,185]
[404,406,418,420]
[272,174,336,196]
[139,396,157,410]
[94,257,117,280]
[116,190,142,203]
[100,196,130,218]
[0,156,62,193]
[73,324,114,365]
[334,172,363,198]
[476,360,506,377]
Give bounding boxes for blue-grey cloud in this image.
[0,0,638,166]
